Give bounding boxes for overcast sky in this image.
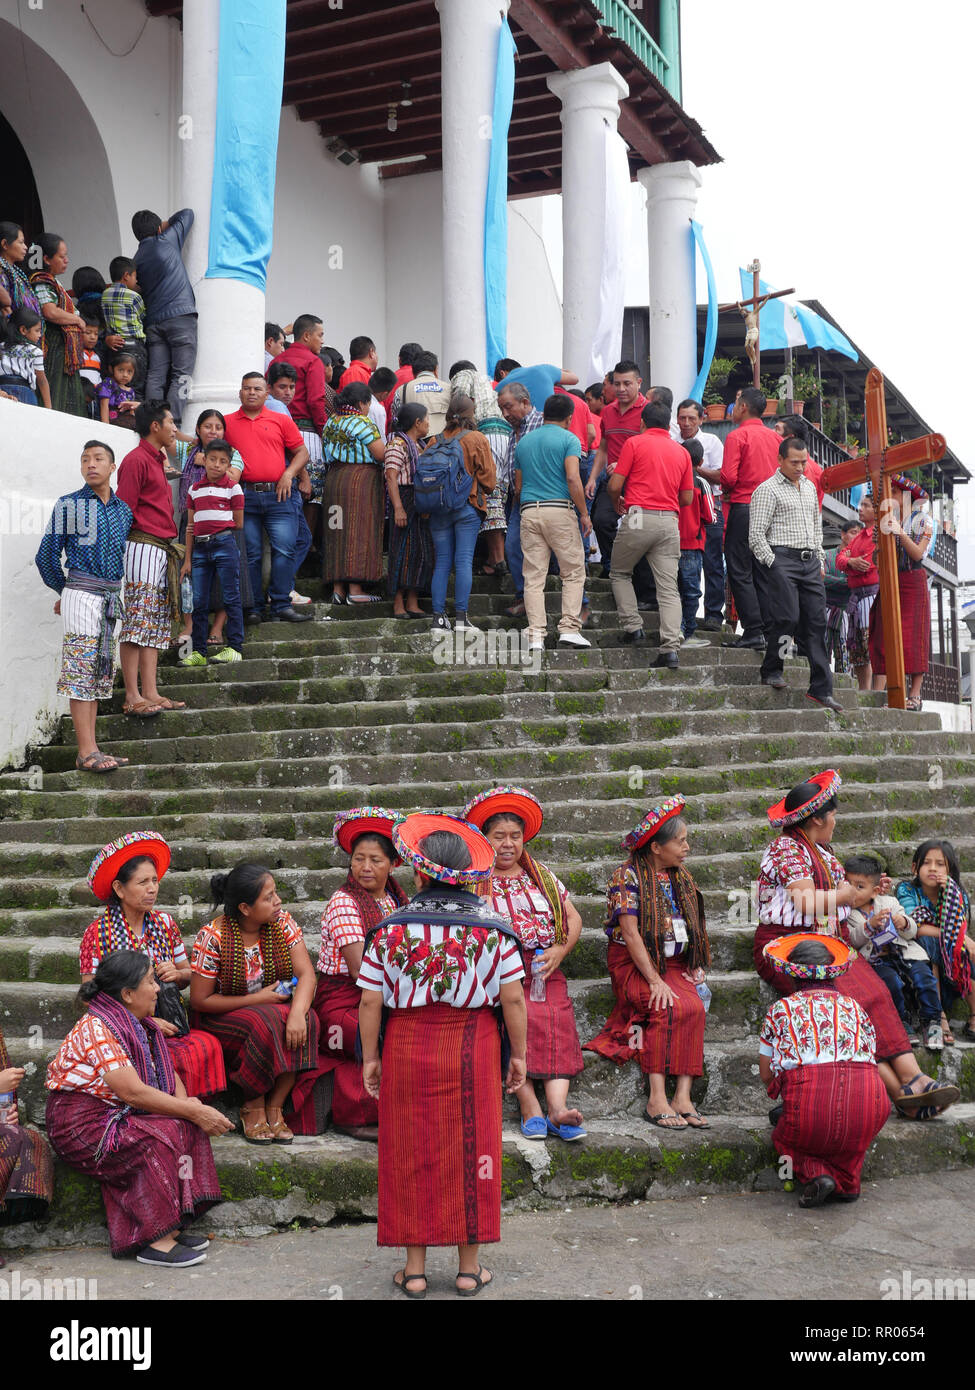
[679,0,975,579]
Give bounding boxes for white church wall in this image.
[507,197,565,369]
[382,170,445,366]
[0,401,141,769]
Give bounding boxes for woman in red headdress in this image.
[585,797,712,1130]
[755,771,958,1118]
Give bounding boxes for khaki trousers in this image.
[610,508,682,650]
[521,504,586,639]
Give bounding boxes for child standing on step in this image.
[180,440,245,667]
[844,855,943,1051]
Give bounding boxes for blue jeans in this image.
[292,489,312,588]
[430,503,481,614]
[243,487,298,614]
[703,512,725,621]
[871,955,942,1027]
[504,493,523,598]
[191,531,244,654]
[678,549,704,636]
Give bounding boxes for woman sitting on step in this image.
[0,1024,54,1266]
[80,833,226,1099]
[464,785,586,1141]
[46,949,231,1267]
[895,838,975,1046]
[190,864,320,1144]
[585,796,712,1131]
[759,934,890,1207]
[754,771,959,1120]
[312,808,408,1140]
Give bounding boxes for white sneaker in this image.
[682,636,711,648]
[454,616,482,633]
[527,636,545,651]
[558,631,591,648]
[290,591,312,606]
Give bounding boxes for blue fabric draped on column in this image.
[484,18,517,374]
[206,0,287,292]
[689,220,718,401]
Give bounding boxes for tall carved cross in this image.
[822,368,946,710]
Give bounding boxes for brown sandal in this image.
[152,696,187,710]
[941,1014,956,1046]
[123,700,162,718]
[240,1105,274,1145]
[75,752,120,774]
[265,1108,294,1145]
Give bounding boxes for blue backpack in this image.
[413,431,472,517]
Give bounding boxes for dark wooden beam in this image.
[285,24,441,80]
[287,0,429,44]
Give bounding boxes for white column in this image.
[180,0,265,419]
[436,0,510,376]
[638,160,702,400]
[547,64,629,382]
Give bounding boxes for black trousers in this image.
[702,512,725,621]
[725,502,767,639]
[592,480,655,601]
[760,549,833,698]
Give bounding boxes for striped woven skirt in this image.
[524,968,584,1080]
[120,541,172,649]
[479,426,511,532]
[584,947,705,1076]
[386,485,434,596]
[295,418,327,503]
[195,999,320,1098]
[57,587,118,701]
[306,974,378,1128]
[772,1060,889,1195]
[754,924,911,1061]
[378,1004,502,1248]
[165,1029,227,1099]
[322,462,384,583]
[0,1118,53,1226]
[845,582,878,669]
[867,568,930,675]
[45,1091,221,1257]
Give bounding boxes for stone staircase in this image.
[2,574,975,1247]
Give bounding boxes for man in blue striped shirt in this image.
[36,442,133,773]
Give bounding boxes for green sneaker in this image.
[179,652,207,667]
[210,647,242,664]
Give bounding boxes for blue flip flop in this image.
[520,1116,548,1140]
[546,1119,587,1142]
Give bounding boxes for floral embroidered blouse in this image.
[604,864,686,955]
[358,919,524,1008]
[487,870,569,952]
[756,835,849,934]
[759,990,876,1074]
[46,1016,133,1104]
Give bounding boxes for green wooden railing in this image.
[592,0,681,102]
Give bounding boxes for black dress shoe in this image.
[244,611,263,626]
[768,1104,784,1126]
[698,617,724,631]
[652,651,678,670]
[762,674,787,690]
[832,1192,859,1203]
[273,606,314,623]
[622,630,646,645]
[724,635,765,650]
[637,600,659,612]
[798,1174,837,1208]
[806,693,843,713]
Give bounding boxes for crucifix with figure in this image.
[717,258,795,388]
[822,368,946,710]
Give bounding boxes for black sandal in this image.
[393,1270,427,1300]
[455,1265,493,1297]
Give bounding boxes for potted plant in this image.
[702,356,739,419]
[760,373,783,416]
[788,364,819,416]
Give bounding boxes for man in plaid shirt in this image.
[749,436,841,712]
[101,256,147,396]
[497,381,544,618]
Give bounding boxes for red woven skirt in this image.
[377,1004,502,1248]
[194,999,320,1098]
[165,1029,227,1099]
[772,1060,890,1195]
[584,946,705,1076]
[754,925,911,1061]
[524,968,584,1080]
[867,567,930,675]
[46,1091,221,1256]
[308,974,378,1128]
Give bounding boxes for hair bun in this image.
[209,872,229,900]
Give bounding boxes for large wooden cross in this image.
[717,259,794,387]
[821,368,946,710]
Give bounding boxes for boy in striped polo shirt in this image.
[179,440,245,665]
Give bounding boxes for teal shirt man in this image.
[515,424,580,503]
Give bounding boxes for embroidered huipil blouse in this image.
[759,990,877,1074]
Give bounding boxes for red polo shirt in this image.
[116,438,176,538]
[223,407,304,484]
[615,429,693,514]
[601,394,648,470]
[338,359,372,391]
[804,457,825,509]
[276,343,328,434]
[720,416,780,504]
[554,386,596,452]
[386,364,414,427]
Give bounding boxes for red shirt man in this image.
[277,314,328,433]
[613,428,694,514]
[386,359,415,427]
[720,413,780,504]
[339,335,378,390]
[554,386,596,454]
[224,378,307,485]
[116,434,176,539]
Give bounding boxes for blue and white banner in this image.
[207,0,287,292]
[690,220,718,402]
[484,18,517,373]
[738,271,858,360]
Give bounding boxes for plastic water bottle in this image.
[530,950,547,1002]
[274,975,298,998]
[180,576,194,614]
[696,980,712,1012]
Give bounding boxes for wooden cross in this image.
[717,259,795,387]
[821,368,946,710]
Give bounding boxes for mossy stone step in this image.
[5,1106,975,1250]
